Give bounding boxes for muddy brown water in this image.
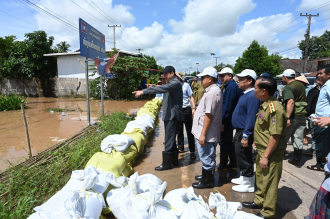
[0,97,147,171]
[106,119,297,219]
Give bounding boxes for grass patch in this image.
[0,111,132,219]
[0,94,27,111]
[45,106,84,112]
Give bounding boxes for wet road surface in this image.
[0,97,147,171]
[107,115,297,219]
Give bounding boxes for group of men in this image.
[132,65,330,219]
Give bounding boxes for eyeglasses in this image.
[201,76,209,81]
[218,75,225,78]
[238,77,247,81]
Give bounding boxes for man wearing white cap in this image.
[280,69,307,167]
[217,67,243,170]
[191,67,223,189]
[231,69,260,193]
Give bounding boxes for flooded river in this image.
[0,97,147,171]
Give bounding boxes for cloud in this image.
[153,11,157,17]
[168,0,256,37]
[296,0,330,11]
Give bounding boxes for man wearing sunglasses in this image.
[191,67,223,189]
[217,67,243,170]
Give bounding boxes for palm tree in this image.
[55,41,71,53]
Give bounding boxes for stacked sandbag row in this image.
[28,98,162,219]
[105,172,260,219]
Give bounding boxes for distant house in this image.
[44,50,143,78]
[304,57,330,77]
[280,59,318,74]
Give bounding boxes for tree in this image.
[143,54,158,69]
[1,31,57,79]
[298,30,330,59]
[0,35,16,60]
[55,41,71,53]
[234,40,283,77]
[214,63,234,72]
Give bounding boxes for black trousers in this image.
[177,107,195,152]
[234,129,254,177]
[164,119,179,153]
[219,128,236,165]
[314,126,330,167]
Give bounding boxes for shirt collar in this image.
[323,80,330,87]
[224,79,234,87]
[261,95,276,110]
[205,83,216,93]
[243,87,254,94]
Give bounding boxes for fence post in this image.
[21,103,32,158]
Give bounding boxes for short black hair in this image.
[318,66,330,75]
[212,77,218,83]
[257,76,277,96]
[246,76,255,86]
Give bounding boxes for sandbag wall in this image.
[28,98,162,219]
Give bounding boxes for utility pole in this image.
[300,13,319,73]
[196,63,199,74]
[136,49,143,54]
[108,25,121,49]
[214,57,220,67]
[189,67,192,75]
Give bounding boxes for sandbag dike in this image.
[0,98,162,219]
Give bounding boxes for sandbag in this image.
[135,115,155,129]
[138,173,163,193]
[137,108,157,120]
[62,165,109,194]
[163,187,190,217]
[101,134,135,154]
[122,162,133,177]
[124,121,149,136]
[122,131,147,154]
[85,152,126,177]
[180,187,214,219]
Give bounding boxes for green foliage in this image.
[0,31,57,79]
[0,94,27,111]
[144,54,158,69]
[54,41,71,53]
[0,112,132,219]
[0,35,16,60]
[234,40,283,77]
[214,63,234,72]
[299,30,330,59]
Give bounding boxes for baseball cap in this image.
[197,67,218,78]
[260,73,271,77]
[278,69,295,78]
[218,67,234,75]
[236,69,257,80]
[161,66,175,73]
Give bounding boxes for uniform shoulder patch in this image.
[269,102,276,114]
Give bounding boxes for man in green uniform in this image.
[243,76,287,219]
[191,76,205,106]
[281,69,307,166]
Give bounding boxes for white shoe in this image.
[232,176,255,193]
[231,176,243,185]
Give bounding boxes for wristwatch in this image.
[242,137,248,141]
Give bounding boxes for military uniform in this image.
[253,96,287,218]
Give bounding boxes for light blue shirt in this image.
[315,80,330,117]
[182,82,193,108]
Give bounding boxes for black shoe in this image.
[155,151,173,171]
[242,202,262,209]
[255,212,269,219]
[288,148,301,167]
[192,168,214,189]
[172,148,179,166]
[303,148,314,157]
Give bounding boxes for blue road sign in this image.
[79,18,106,59]
[106,73,114,79]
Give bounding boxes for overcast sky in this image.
[1,0,330,73]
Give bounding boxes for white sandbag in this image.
[234,211,261,219]
[63,190,105,219]
[62,165,109,194]
[100,134,135,153]
[106,172,140,219]
[120,182,177,219]
[138,173,163,193]
[135,115,154,129]
[27,211,66,219]
[124,121,149,136]
[180,187,214,219]
[34,190,72,213]
[163,187,190,217]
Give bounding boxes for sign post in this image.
[79,18,106,125]
[100,75,104,116]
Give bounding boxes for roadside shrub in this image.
[0,94,27,111]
